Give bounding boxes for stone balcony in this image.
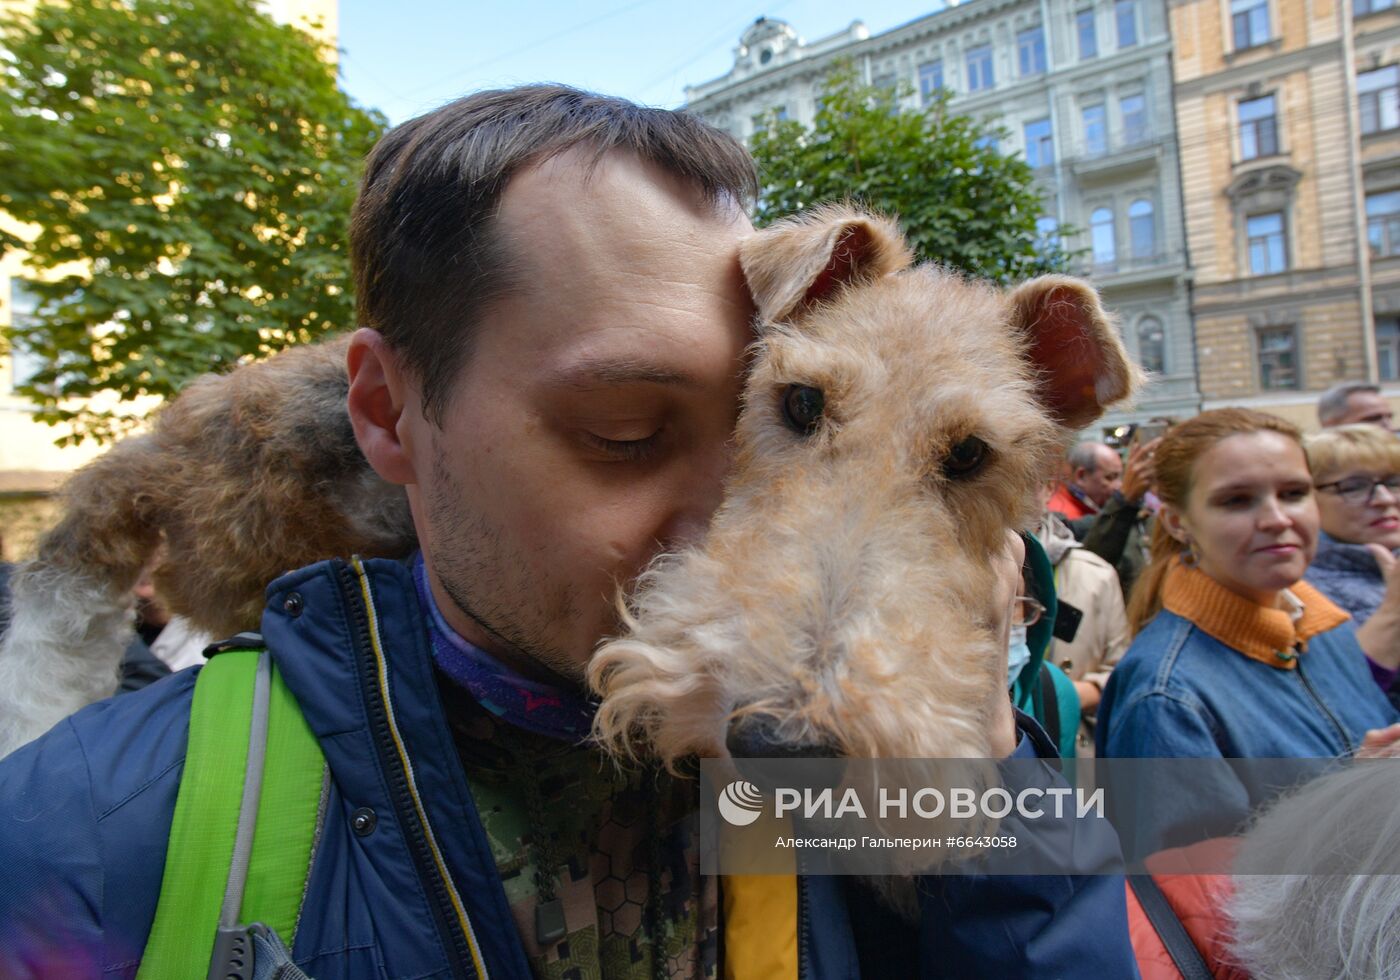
[1068,134,1166,184]
[1079,249,1188,289]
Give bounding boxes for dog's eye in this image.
[942,436,990,479]
[782,384,825,435]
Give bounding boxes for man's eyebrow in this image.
[545,358,699,390]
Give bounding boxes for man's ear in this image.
[739,204,913,327]
[1008,275,1141,431]
[346,328,417,486]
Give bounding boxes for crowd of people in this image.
[0,85,1397,978]
[1031,388,1400,976]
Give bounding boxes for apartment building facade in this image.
[1171,0,1400,429]
[685,0,1202,434]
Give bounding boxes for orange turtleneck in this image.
[1160,560,1350,670]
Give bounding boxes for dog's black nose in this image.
[726,717,839,760]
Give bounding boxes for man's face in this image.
[1339,391,1395,430]
[402,150,754,681]
[1073,445,1123,507]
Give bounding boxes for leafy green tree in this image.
[0,0,385,443]
[749,63,1071,284]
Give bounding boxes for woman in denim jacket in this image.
[1096,408,1400,859]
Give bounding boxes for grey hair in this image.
[1318,382,1382,426]
[1067,440,1109,474]
[1228,757,1400,979]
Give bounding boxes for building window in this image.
[966,44,995,92]
[1137,316,1166,374]
[1359,66,1400,135]
[1091,207,1117,268]
[1129,199,1156,259]
[919,60,944,104]
[1378,318,1400,381]
[1247,212,1287,275]
[975,133,1000,152]
[1024,117,1054,168]
[1238,94,1278,160]
[1256,326,1299,390]
[1083,103,1107,156]
[1231,0,1270,50]
[1358,0,1396,13]
[1116,0,1138,48]
[872,73,897,91]
[1367,190,1400,257]
[1120,93,1147,144]
[1077,9,1098,59]
[1018,26,1047,77]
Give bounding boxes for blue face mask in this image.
[1007,624,1031,687]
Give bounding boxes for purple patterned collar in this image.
[412,553,596,743]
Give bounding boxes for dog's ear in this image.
[740,206,913,326]
[1008,275,1140,430]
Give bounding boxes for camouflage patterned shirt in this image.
[438,678,720,980]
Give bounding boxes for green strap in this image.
[139,649,326,978]
[242,656,326,940]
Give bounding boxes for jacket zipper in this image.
[796,852,814,980]
[1296,654,1353,752]
[336,560,481,980]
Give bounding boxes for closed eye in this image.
[581,432,663,463]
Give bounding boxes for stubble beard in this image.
[426,452,587,684]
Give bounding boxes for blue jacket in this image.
[1096,609,1399,859]
[1304,530,1387,625]
[0,558,1137,978]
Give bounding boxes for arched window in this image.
[1091,207,1116,268]
[1129,199,1155,259]
[1137,315,1166,374]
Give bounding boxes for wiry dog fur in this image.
[0,338,415,755]
[0,205,1135,771]
[589,206,1137,769]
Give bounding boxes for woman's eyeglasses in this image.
[1315,475,1400,506]
[1011,595,1046,628]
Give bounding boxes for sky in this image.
[337,0,952,126]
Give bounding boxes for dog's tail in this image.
[0,433,167,756]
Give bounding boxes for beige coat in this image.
[1048,545,1129,690]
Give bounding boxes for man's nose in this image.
[658,440,734,550]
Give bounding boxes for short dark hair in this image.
[349,85,758,423]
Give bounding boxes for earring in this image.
[1179,538,1198,569]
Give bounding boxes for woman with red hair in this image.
[1097,408,1400,858]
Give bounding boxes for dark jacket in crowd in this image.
[1068,492,1149,601]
